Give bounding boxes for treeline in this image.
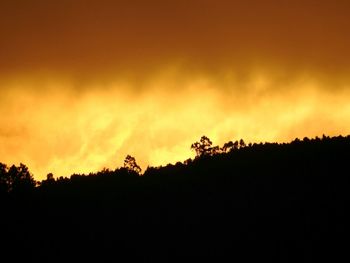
[0,134,350,262]
[0,134,348,193]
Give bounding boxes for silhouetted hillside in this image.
[1,135,350,262]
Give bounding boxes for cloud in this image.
[1,1,350,178]
[1,68,350,179]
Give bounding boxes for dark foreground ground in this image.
[1,136,349,262]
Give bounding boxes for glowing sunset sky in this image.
[1,0,350,179]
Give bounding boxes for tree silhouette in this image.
[191,136,214,158]
[124,155,142,174]
[0,163,36,193]
[40,173,55,187]
[11,163,36,193]
[221,141,235,153]
[46,173,54,181]
[0,162,9,193]
[239,139,246,148]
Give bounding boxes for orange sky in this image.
[1,0,350,179]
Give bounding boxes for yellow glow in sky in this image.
[1,68,350,179]
[1,1,350,179]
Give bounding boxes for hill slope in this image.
[1,135,350,262]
